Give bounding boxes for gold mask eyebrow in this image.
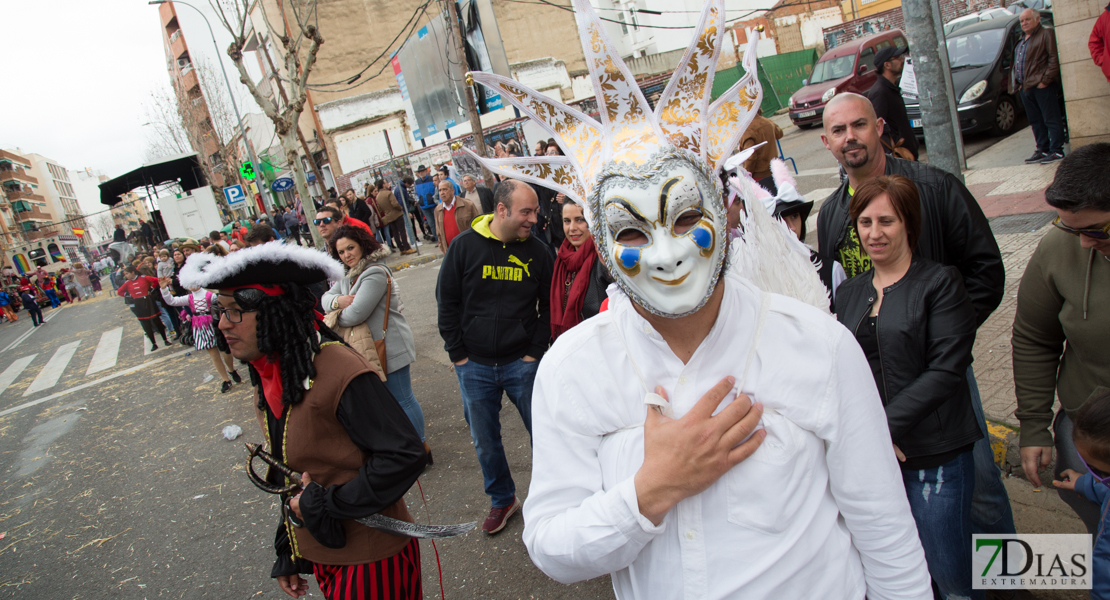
[606,197,650,225]
[658,177,682,225]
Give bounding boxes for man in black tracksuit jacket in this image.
[435,179,552,534]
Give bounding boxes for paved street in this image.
[0,124,1090,599]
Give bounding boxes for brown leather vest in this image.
[254,342,413,566]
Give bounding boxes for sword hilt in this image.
[244,442,301,495]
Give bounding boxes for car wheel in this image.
[990,96,1017,136]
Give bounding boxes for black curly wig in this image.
[243,282,344,411]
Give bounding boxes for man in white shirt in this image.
[460,1,932,596]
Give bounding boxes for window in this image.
[858,46,876,72]
[28,248,47,266]
[47,243,63,263]
[620,13,629,35]
[894,36,908,47]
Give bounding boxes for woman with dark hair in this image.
[550,202,611,340]
[834,174,983,600]
[322,225,428,456]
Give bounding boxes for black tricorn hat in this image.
[178,241,343,290]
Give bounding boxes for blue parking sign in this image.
[223,184,246,206]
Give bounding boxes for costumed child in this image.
[158,277,242,393]
[1053,388,1110,600]
[117,266,169,350]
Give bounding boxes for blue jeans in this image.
[903,450,982,600]
[420,206,438,241]
[1020,84,1064,154]
[455,358,538,508]
[967,367,1017,536]
[382,365,426,442]
[44,290,59,308]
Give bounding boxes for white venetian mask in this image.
[594,154,726,317]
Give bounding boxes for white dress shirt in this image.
[523,276,931,600]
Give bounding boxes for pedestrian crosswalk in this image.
[0,327,180,399]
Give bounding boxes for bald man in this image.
[1015,8,1063,163]
[815,92,1014,538]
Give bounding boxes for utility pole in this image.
[901,0,966,181]
[445,0,495,186]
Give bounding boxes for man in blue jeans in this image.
[436,179,552,534]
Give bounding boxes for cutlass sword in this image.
[244,442,476,539]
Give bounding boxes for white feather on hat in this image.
[179,241,343,290]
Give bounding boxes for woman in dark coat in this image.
[550,202,612,340]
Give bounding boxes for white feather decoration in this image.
[726,169,831,313]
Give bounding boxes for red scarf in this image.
[250,357,285,419]
[550,236,597,340]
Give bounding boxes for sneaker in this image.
[401,249,417,255]
[1039,152,1064,164]
[229,370,242,384]
[150,343,159,351]
[220,380,233,393]
[482,496,521,534]
[1024,151,1046,164]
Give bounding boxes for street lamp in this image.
[148,0,271,215]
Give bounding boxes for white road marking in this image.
[86,327,124,376]
[0,355,37,396]
[23,341,80,396]
[0,349,191,418]
[1,306,67,353]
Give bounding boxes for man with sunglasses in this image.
[1013,143,1110,534]
[312,206,374,243]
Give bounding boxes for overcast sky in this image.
[1,0,260,216]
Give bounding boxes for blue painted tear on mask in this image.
[619,247,641,270]
[691,226,712,250]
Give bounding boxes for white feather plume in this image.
[726,168,831,313]
[179,241,344,289]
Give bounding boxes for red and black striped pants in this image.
[311,538,422,600]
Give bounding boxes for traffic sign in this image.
[223,184,247,206]
[271,177,294,192]
[240,162,256,180]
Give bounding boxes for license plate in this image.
[911,119,922,128]
[798,110,816,118]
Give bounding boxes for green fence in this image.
[711,48,819,113]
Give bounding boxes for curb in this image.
[386,253,442,273]
[987,418,1021,474]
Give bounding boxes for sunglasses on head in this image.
[1052,217,1110,240]
[313,217,335,226]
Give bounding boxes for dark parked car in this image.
[904,15,1024,137]
[788,29,909,128]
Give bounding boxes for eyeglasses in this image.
[1052,217,1110,240]
[313,217,335,226]
[1078,453,1110,486]
[212,305,256,323]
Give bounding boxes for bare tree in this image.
[144,56,244,214]
[143,85,191,162]
[211,0,326,248]
[87,213,116,243]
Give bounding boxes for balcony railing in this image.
[0,168,38,185]
[169,29,182,44]
[15,206,52,221]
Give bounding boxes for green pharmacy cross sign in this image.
[240,161,256,180]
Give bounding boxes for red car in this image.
[788,29,909,128]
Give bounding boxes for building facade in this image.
[24,153,88,239]
[111,192,153,233]
[0,149,59,246]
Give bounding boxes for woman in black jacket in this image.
[834,175,983,600]
[550,202,612,340]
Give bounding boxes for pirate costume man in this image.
[462,0,932,597]
[179,242,429,599]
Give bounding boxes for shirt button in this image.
[678,376,688,385]
[642,324,652,335]
[685,530,696,540]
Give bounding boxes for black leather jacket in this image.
[817,157,1004,328]
[834,257,983,457]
